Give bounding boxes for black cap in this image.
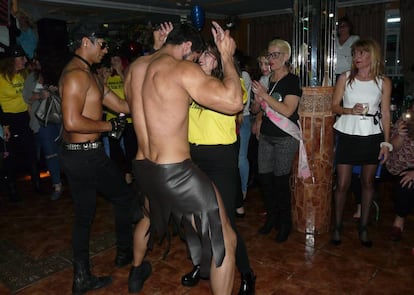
[3,45,26,58]
[71,22,107,41]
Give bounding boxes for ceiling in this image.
[18,0,386,26]
[19,0,293,25]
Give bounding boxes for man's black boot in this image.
[239,271,256,295]
[181,265,201,287]
[72,260,112,295]
[115,246,133,267]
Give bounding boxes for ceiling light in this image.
[387,17,400,23]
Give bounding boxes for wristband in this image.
[380,141,393,152]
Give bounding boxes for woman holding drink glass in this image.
[331,38,391,247]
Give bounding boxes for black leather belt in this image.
[63,141,103,151]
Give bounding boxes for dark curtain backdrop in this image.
[248,13,293,60]
[400,0,414,96]
[342,3,386,54]
[0,0,9,26]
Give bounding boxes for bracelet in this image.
[380,141,393,152]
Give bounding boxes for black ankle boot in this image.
[275,223,291,243]
[128,261,152,293]
[181,264,201,287]
[359,226,373,248]
[238,270,256,295]
[331,226,342,246]
[258,216,275,235]
[72,260,112,295]
[115,246,133,267]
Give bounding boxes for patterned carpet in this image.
[0,232,116,292]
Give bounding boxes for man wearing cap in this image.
[0,44,42,201]
[59,22,137,295]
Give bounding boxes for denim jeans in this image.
[238,115,251,194]
[36,123,61,185]
[60,145,133,262]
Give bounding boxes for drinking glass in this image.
[361,103,369,120]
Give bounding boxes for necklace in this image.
[268,80,278,96]
[269,72,287,95]
[73,54,92,69]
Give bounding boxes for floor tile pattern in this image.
[0,177,413,294]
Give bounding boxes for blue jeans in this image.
[36,123,61,185]
[238,115,251,194]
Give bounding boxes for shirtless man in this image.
[59,22,137,295]
[124,22,243,294]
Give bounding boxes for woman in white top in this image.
[331,38,391,247]
[335,16,359,82]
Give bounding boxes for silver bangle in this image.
[380,141,393,152]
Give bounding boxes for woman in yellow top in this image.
[0,45,41,201]
[184,41,256,294]
[99,51,137,184]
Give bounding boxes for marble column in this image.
[292,86,334,234]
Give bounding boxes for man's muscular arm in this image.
[102,85,130,114]
[184,21,243,115]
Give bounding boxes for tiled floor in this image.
[0,175,413,295]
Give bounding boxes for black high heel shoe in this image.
[359,226,373,248]
[331,226,342,246]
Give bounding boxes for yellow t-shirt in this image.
[105,74,132,123]
[0,73,28,113]
[188,78,247,145]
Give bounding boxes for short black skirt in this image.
[335,131,383,165]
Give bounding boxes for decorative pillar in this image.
[292,87,334,234]
[292,0,336,87]
[291,0,336,234]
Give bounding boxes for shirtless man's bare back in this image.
[124,21,243,294]
[59,22,136,295]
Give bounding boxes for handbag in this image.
[35,92,62,126]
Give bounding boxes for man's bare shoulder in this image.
[150,54,201,76]
[130,54,152,68]
[60,62,92,93]
[61,62,91,81]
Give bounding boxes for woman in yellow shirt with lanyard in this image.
[183,41,256,295]
[101,50,137,184]
[0,45,41,201]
